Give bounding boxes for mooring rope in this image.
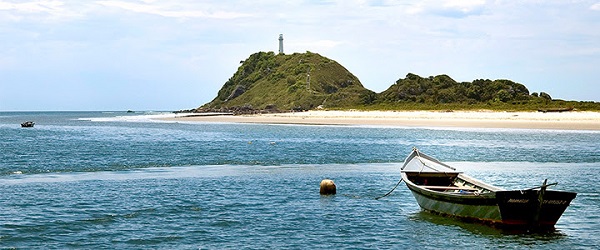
[375,178,403,200]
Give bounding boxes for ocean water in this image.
[1,111,599,249]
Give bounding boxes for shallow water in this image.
[1,112,598,249]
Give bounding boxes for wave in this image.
[0,163,383,184]
[2,162,595,186]
[77,112,191,123]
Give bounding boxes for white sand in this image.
[164,110,600,130]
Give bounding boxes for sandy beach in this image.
[164,110,600,131]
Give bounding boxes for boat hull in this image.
[406,184,576,228]
[407,184,502,225]
[496,190,577,227]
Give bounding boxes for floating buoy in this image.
[320,179,336,195]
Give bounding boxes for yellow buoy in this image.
[320,179,336,195]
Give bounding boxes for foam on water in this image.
[0,163,401,185]
[78,112,188,123]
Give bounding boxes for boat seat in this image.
[421,186,479,191]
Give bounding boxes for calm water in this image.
[1,111,599,249]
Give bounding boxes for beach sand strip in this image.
[163,110,600,131]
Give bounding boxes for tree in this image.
[360,90,378,105]
[495,89,511,102]
[539,92,552,100]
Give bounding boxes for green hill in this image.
[195,51,599,113]
[380,73,530,104]
[201,51,374,111]
[373,73,600,111]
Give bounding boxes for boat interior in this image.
[404,172,492,194]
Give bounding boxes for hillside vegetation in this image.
[197,51,600,112]
[373,73,600,111]
[202,51,373,111]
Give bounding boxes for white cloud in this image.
[406,0,486,18]
[95,1,253,19]
[0,0,63,12]
[591,2,600,10]
[0,0,81,20]
[443,0,486,12]
[288,39,344,52]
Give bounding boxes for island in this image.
[166,51,600,131]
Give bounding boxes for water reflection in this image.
[411,211,568,240]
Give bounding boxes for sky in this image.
[1,0,599,111]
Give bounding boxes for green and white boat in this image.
[401,148,577,229]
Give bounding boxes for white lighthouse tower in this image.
[278,34,284,54]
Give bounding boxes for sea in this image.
[1,111,599,249]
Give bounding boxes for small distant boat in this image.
[401,148,576,229]
[21,121,35,127]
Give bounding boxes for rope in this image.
[415,148,427,172]
[414,148,441,172]
[375,178,403,200]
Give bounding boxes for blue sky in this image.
[1,0,599,111]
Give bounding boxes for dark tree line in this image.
[378,73,538,104]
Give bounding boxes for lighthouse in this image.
[278,34,284,54]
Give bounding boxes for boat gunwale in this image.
[402,173,498,205]
[401,148,456,172]
[401,148,505,192]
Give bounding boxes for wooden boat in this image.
[21,121,35,127]
[401,148,576,229]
